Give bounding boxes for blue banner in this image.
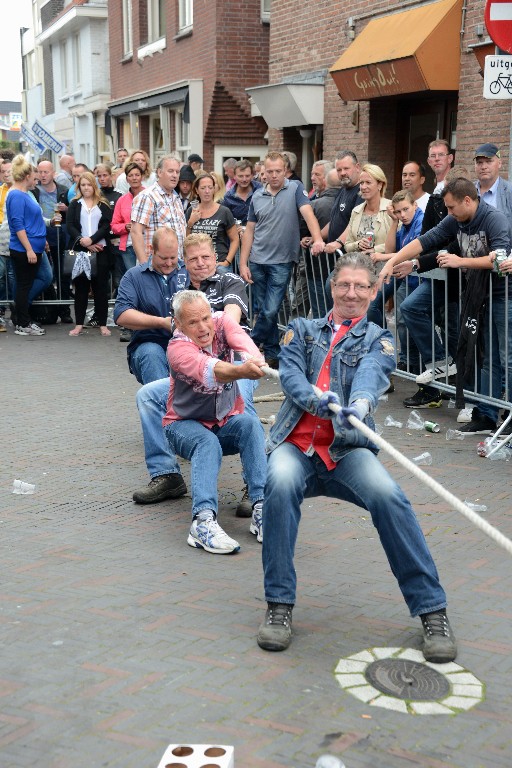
[31,120,64,154]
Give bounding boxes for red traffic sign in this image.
[485,0,512,53]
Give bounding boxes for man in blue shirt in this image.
[114,226,183,385]
[474,142,512,218]
[222,160,262,226]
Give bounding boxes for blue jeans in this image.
[121,245,136,273]
[400,279,459,366]
[249,261,293,359]
[136,376,260,480]
[130,342,169,385]
[477,291,512,423]
[165,414,267,518]
[262,443,447,617]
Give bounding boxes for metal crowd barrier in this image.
[270,247,512,423]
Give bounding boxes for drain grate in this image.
[364,658,451,701]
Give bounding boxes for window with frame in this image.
[122,0,133,55]
[60,41,68,94]
[73,34,81,88]
[148,0,166,41]
[261,0,270,22]
[175,109,190,160]
[178,0,193,32]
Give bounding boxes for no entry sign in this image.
[485,0,512,53]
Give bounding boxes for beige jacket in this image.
[344,197,392,254]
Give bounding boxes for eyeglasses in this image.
[428,153,449,160]
[333,282,372,294]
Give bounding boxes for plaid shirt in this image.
[131,182,186,258]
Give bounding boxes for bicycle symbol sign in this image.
[484,55,512,99]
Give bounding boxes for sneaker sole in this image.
[459,428,494,435]
[249,522,263,543]
[132,481,187,504]
[403,400,442,409]
[186,533,240,554]
[416,366,457,385]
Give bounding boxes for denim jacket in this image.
[267,315,396,461]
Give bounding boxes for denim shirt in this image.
[267,315,396,461]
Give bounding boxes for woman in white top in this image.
[66,172,113,336]
[114,150,156,195]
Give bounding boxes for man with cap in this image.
[178,165,196,212]
[187,154,204,172]
[474,143,512,219]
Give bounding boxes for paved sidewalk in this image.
[2,322,512,768]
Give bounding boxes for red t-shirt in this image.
[286,315,363,469]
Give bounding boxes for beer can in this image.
[495,248,509,276]
[424,420,440,433]
[365,231,375,249]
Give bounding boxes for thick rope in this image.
[308,385,512,557]
[260,365,512,554]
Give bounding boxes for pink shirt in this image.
[163,312,264,429]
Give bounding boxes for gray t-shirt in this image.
[248,179,311,265]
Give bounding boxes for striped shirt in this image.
[131,182,186,258]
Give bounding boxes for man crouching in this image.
[164,290,267,554]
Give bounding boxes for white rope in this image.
[309,384,512,557]
[253,393,285,403]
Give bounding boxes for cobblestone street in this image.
[2,323,512,768]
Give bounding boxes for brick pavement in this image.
[2,322,512,768]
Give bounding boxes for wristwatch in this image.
[411,259,419,272]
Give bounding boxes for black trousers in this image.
[72,257,110,326]
[10,249,42,328]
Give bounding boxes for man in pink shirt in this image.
[164,290,267,554]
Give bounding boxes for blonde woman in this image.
[343,164,392,257]
[209,171,226,203]
[115,150,156,194]
[66,172,113,336]
[6,155,49,335]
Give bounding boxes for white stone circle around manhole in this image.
[334,647,484,715]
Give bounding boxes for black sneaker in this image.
[420,609,457,663]
[59,311,73,324]
[119,328,132,342]
[257,603,293,651]
[265,357,280,371]
[236,485,252,518]
[458,415,496,435]
[132,473,187,504]
[403,386,442,409]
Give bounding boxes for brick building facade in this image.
[107,0,270,170]
[249,0,509,192]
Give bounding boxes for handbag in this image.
[63,238,98,278]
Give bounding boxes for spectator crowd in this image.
[3,136,512,666]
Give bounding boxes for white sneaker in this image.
[15,323,46,336]
[457,407,473,423]
[187,516,240,554]
[250,501,263,543]
[416,360,456,384]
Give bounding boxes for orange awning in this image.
[330,0,463,101]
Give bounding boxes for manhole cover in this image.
[364,658,450,701]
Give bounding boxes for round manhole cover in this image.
[364,658,451,701]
